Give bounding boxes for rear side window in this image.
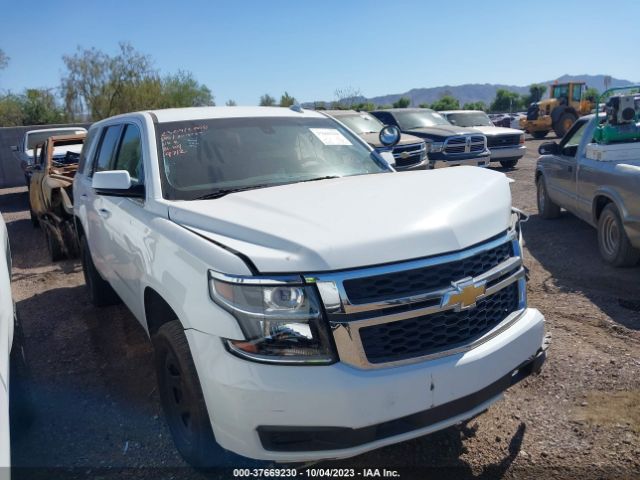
[113,124,144,185]
[93,125,123,175]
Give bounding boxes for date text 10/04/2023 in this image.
[232,468,401,478]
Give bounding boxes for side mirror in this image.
[379,150,396,168]
[538,142,559,155]
[379,125,401,147]
[92,171,145,198]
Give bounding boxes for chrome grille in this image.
[391,142,426,168]
[343,241,511,304]
[360,283,519,364]
[443,135,486,155]
[305,232,526,369]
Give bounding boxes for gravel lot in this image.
[2,136,639,479]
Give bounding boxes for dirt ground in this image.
[2,136,639,479]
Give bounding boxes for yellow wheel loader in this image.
[520,82,595,139]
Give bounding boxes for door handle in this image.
[98,208,111,218]
[81,193,88,199]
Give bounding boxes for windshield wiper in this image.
[193,184,274,200]
[298,175,342,183]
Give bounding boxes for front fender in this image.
[138,218,251,339]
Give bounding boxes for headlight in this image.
[430,142,444,152]
[209,272,335,364]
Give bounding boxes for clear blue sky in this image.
[1,0,639,105]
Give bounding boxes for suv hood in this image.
[168,168,512,273]
[403,125,480,141]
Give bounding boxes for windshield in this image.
[26,129,85,150]
[445,112,493,127]
[156,116,391,200]
[337,113,384,134]
[393,110,450,130]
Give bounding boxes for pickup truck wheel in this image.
[597,204,640,267]
[499,159,518,169]
[46,229,64,262]
[153,321,225,467]
[536,177,561,219]
[80,236,120,306]
[531,130,549,139]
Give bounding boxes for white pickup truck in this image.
[73,106,546,465]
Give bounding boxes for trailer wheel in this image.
[597,204,640,267]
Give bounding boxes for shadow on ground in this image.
[523,212,639,331]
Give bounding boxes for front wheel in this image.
[553,112,577,138]
[536,176,561,219]
[153,321,226,467]
[499,159,519,169]
[597,204,640,267]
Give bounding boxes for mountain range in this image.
[306,75,636,108]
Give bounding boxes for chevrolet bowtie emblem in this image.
[441,279,486,311]
[400,151,410,159]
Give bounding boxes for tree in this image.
[490,89,523,113]
[61,42,158,120]
[313,101,326,110]
[22,89,65,125]
[225,99,237,106]
[429,95,460,111]
[0,94,24,126]
[279,91,296,107]
[584,87,599,102]
[259,94,276,106]
[334,86,362,108]
[462,101,487,111]
[159,71,214,108]
[351,102,376,111]
[392,97,411,108]
[522,83,547,106]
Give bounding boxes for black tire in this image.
[29,207,39,229]
[153,321,226,467]
[499,159,519,169]
[553,112,577,138]
[531,130,549,139]
[62,221,80,259]
[80,236,120,306]
[45,229,64,262]
[536,176,561,219]
[10,310,34,438]
[597,203,640,267]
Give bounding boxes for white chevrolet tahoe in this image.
[73,106,547,466]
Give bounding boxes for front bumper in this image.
[490,145,527,161]
[186,307,545,462]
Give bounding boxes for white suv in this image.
[73,106,546,465]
